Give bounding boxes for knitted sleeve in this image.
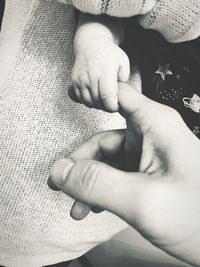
[58,0,157,17]
[138,0,200,43]
[58,0,200,42]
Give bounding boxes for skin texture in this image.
[72,13,130,112]
[50,83,200,266]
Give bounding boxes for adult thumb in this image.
[50,158,149,223]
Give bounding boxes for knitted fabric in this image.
[59,0,157,17]
[0,0,141,266]
[59,0,200,42]
[139,0,200,43]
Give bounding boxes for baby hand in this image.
[72,38,130,112]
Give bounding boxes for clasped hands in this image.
[49,83,200,266]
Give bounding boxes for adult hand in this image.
[49,83,200,266]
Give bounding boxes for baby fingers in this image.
[72,74,95,108]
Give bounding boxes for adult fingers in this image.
[49,130,126,219]
[70,200,91,220]
[49,130,125,189]
[70,129,125,163]
[50,158,150,224]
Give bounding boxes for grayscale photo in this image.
[0,0,199,266]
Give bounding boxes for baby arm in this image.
[72,13,130,112]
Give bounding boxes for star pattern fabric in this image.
[155,63,173,81]
[150,60,200,138]
[124,21,200,139]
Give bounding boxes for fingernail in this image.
[70,201,91,221]
[50,158,75,188]
[47,177,60,191]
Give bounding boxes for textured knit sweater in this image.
[0,0,141,266]
[60,0,200,43]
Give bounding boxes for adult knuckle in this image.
[79,161,99,196]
